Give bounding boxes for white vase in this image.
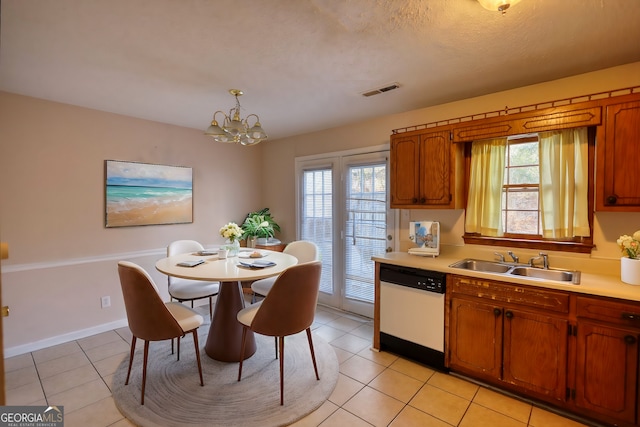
[621,257,640,285]
[225,239,240,257]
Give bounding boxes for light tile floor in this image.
[5,304,597,427]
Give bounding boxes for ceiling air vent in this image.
[361,82,400,97]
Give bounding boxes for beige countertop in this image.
[373,247,640,303]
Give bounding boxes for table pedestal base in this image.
[205,280,256,362]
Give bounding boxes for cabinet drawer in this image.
[577,295,640,327]
[450,275,570,313]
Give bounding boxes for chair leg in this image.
[306,328,320,380]
[192,330,204,386]
[177,335,181,361]
[237,326,248,381]
[209,296,213,320]
[125,336,137,385]
[141,340,150,405]
[279,336,285,405]
[274,336,278,359]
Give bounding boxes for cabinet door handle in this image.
[493,308,502,317]
[420,197,426,204]
[606,195,618,205]
[622,313,640,321]
[624,335,637,345]
[412,198,418,203]
[505,311,514,319]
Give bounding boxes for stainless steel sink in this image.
[449,259,512,274]
[509,266,581,284]
[449,258,581,284]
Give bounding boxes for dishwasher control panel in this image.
[379,264,446,293]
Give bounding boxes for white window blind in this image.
[344,163,387,303]
[301,168,333,295]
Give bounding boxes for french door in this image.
[296,148,393,318]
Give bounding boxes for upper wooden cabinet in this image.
[596,93,640,211]
[390,129,455,208]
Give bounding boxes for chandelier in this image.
[477,0,522,14]
[204,89,268,145]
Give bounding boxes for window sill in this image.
[463,234,594,254]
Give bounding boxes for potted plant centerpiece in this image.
[241,208,281,248]
[219,222,244,257]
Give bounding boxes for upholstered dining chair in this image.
[237,261,322,405]
[250,240,319,301]
[117,261,204,405]
[167,240,219,320]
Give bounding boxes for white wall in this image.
[0,92,265,355]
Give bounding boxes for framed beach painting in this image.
[105,160,193,227]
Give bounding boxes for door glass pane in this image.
[301,168,333,295]
[344,163,387,303]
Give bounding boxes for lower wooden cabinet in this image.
[502,309,568,401]
[447,275,640,426]
[574,321,638,424]
[571,296,640,425]
[449,298,502,379]
[448,276,568,403]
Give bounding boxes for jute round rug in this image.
[112,331,339,427]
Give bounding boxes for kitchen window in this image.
[463,127,595,253]
[503,136,541,236]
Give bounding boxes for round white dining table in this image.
[155,249,298,362]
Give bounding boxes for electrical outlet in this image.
[101,296,111,308]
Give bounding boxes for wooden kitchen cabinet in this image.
[390,129,454,208]
[572,296,640,425]
[448,275,570,403]
[449,298,502,380]
[596,93,640,211]
[502,308,568,401]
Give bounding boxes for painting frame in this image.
[105,160,193,228]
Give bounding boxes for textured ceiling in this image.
[1,0,640,140]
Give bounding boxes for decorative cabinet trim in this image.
[451,106,601,142]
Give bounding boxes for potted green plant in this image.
[241,208,281,247]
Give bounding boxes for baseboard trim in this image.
[4,318,129,358]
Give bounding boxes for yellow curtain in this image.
[539,127,590,238]
[465,138,507,236]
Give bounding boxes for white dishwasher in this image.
[379,263,447,371]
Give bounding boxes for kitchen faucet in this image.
[494,252,505,262]
[529,252,549,269]
[507,251,519,263]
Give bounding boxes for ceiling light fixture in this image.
[204,89,267,145]
[477,0,522,14]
